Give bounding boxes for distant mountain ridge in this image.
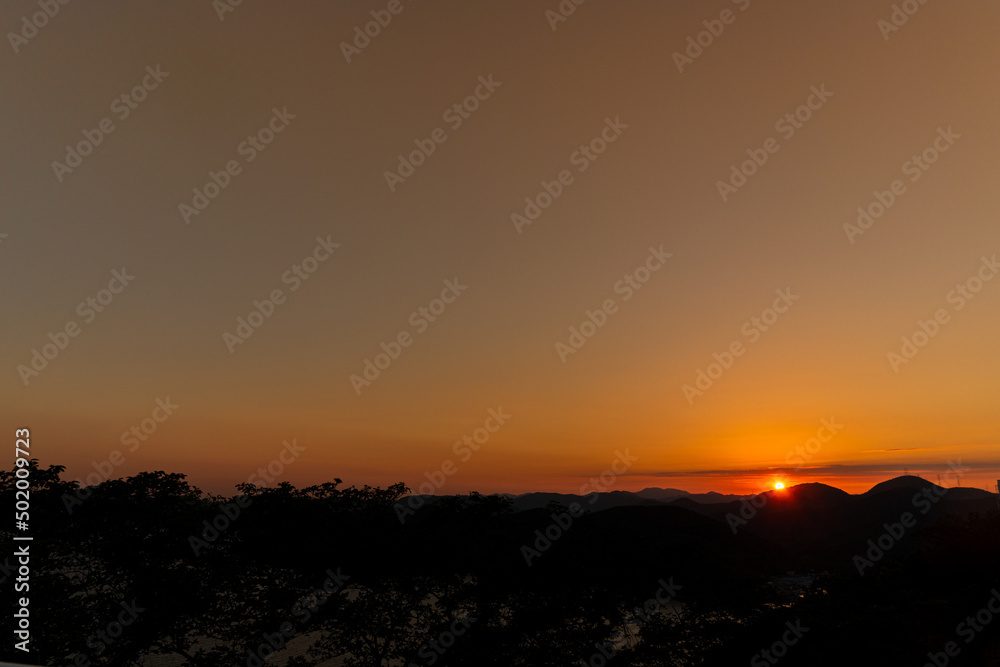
[635,487,749,503]
[408,476,997,515]
[399,476,999,574]
[404,475,997,519]
[508,487,751,512]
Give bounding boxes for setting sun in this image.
[774,482,785,490]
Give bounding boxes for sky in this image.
[2,1,998,496]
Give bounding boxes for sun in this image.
[773,482,785,490]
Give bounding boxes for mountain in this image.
[776,481,853,507]
[865,475,996,501]
[416,477,996,518]
[510,488,751,512]
[634,486,690,500]
[401,476,998,575]
[863,475,943,496]
[680,477,997,567]
[510,490,662,512]
[636,487,750,504]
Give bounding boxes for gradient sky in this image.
[2,1,998,496]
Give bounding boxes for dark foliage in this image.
[1,462,997,666]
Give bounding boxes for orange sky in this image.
[2,1,998,497]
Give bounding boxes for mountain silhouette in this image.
[863,474,944,496]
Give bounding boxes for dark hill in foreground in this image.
[653,477,997,569]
